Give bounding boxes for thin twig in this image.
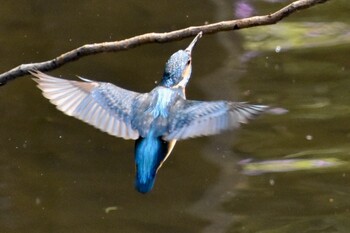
[0,0,328,86]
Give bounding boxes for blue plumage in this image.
[134,134,168,193]
[160,50,191,88]
[31,31,285,194]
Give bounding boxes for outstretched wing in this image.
[165,100,274,140]
[31,71,140,140]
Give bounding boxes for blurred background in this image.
[1,0,350,232]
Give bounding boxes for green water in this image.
[1,1,350,232]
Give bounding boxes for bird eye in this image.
[187,60,191,65]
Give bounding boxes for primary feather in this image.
[31,70,140,140]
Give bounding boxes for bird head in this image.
[160,32,202,88]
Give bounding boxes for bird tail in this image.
[134,136,168,193]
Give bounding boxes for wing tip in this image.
[29,69,42,83]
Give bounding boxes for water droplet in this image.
[275,45,281,53]
[306,135,313,140]
[105,206,118,213]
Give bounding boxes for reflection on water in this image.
[1,0,350,233]
[240,22,350,51]
[240,158,346,175]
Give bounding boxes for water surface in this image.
[1,1,350,232]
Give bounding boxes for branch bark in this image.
[0,0,329,86]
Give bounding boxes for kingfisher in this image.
[30,32,284,193]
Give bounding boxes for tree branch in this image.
[0,0,328,86]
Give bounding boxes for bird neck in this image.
[159,72,175,87]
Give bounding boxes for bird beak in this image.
[185,31,203,53]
